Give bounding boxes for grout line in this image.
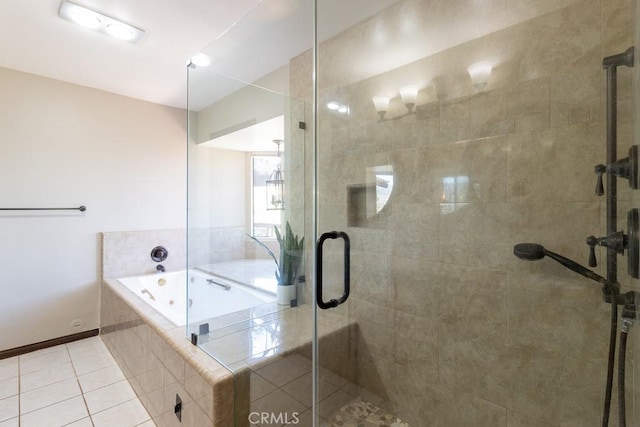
[88,395,138,417]
[17,352,21,427]
[13,337,152,427]
[65,342,91,422]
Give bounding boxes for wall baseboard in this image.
[0,329,99,360]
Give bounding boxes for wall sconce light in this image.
[266,140,285,211]
[372,95,391,119]
[399,86,419,112]
[467,61,493,91]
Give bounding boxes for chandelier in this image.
[266,139,285,210]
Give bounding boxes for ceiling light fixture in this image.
[105,23,135,41]
[68,7,101,29]
[189,53,211,68]
[58,1,145,43]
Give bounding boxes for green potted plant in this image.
[248,221,304,305]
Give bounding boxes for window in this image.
[252,155,282,237]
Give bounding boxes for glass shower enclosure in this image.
[187,0,640,425]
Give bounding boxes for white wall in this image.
[0,67,186,351]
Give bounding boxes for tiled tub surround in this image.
[101,278,234,426]
[102,229,188,279]
[101,276,360,426]
[289,0,639,425]
[102,227,247,279]
[100,229,365,425]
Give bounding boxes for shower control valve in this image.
[593,145,639,196]
[586,231,627,267]
[594,164,606,196]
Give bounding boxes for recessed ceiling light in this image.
[189,53,211,67]
[68,7,101,29]
[105,23,135,41]
[58,0,145,43]
[327,102,340,110]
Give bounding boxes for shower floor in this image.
[328,397,410,427]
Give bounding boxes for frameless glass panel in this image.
[186,1,310,424]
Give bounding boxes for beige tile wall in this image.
[291,0,639,425]
[102,229,187,278]
[102,227,248,279]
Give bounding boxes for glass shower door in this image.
[312,0,639,426]
[311,1,413,424]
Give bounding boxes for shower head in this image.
[513,243,545,261]
[513,242,616,290]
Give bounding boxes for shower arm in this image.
[545,247,632,305]
[544,249,617,291]
[513,243,620,300]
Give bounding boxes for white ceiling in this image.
[201,115,285,152]
[0,0,398,110]
[0,0,263,109]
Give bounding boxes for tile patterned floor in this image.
[328,397,410,427]
[239,352,410,427]
[0,336,154,427]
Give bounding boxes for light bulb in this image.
[399,86,418,111]
[190,53,211,67]
[467,62,493,91]
[106,23,135,40]
[69,7,101,29]
[372,95,390,119]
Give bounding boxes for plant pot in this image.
[277,285,297,306]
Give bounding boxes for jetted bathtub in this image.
[117,269,276,327]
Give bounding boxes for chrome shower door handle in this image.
[316,231,350,310]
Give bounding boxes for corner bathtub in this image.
[117,270,275,327]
